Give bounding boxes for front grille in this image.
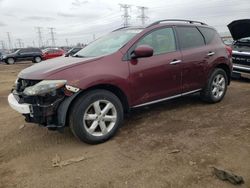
[232,54,250,66]
[16,79,41,93]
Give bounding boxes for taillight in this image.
[225,45,232,58]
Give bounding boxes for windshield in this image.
[74,29,142,57]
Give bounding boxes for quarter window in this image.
[198,27,216,44]
[137,27,176,55]
[177,26,205,49]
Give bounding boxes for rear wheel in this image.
[70,89,124,144]
[201,68,228,103]
[6,58,15,64]
[34,56,42,63]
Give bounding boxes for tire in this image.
[201,68,228,103]
[6,58,15,65]
[34,56,42,63]
[69,89,124,144]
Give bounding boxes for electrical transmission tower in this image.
[119,4,131,27]
[17,39,22,48]
[7,32,12,50]
[0,40,5,49]
[35,27,43,47]
[48,27,56,47]
[137,6,148,26]
[65,38,69,47]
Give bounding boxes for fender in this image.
[57,91,82,127]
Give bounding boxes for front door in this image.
[128,27,182,106]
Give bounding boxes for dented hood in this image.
[18,56,100,80]
[228,19,250,40]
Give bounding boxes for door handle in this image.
[170,60,182,65]
[207,52,215,56]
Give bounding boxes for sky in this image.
[0,0,250,48]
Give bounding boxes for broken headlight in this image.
[23,80,67,96]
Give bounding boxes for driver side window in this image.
[137,27,176,55]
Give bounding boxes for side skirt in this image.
[132,89,202,108]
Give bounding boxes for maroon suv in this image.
[8,19,232,144]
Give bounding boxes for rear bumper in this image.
[8,93,31,114]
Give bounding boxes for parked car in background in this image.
[65,47,83,57]
[2,48,43,64]
[8,19,232,144]
[42,48,65,60]
[228,19,250,78]
[0,50,7,61]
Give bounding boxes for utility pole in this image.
[35,27,43,48]
[137,6,148,26]
[7,32,12,50]
[32,40,35,47]
[48,27,56,47]
[17,38,22,48]
[119,4,131,27]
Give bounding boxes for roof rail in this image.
[147,19,207,28]
[112,26,129,32]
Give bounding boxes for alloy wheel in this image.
[83,100,117,137]
[211,74,226,99]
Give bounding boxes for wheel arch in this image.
[215,63,231,85]
[58,83,130,127]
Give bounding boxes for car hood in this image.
[18,56,100,80]
[3,52,16,57]
[228,19,250,40]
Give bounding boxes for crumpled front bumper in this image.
[8,93,31,114]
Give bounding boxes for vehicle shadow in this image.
[123,93,204,126]
[232,77,250,83]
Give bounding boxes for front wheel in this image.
[34,56,42,63]
[6,58,15,64]
[201,68,228,103]
[69,90,124,144]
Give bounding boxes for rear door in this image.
[128,27,182,106]
[176,26,208,93]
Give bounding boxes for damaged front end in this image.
[9,78,80,130]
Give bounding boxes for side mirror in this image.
[131,45,154,59]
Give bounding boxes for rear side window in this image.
[177,26,205,49]
[32,48,41,53]
[198,27,216,44]
[137,27,176,55]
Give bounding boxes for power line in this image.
[137,6,148,26]
[119,4,131,27]
[48,27,56,47]
[35,27,43,47]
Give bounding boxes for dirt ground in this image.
[0,61,250,188]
